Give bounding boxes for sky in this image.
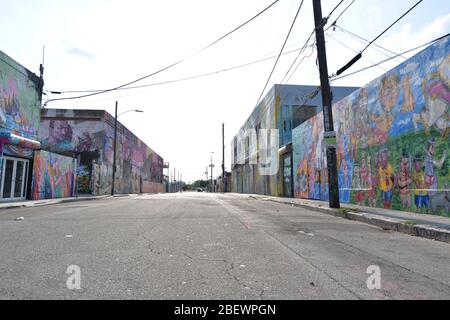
[1,0,449,183]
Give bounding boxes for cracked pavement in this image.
[0,192,449,299]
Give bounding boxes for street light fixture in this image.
[111,101,144,196]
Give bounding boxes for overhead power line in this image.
[280,29,315,84]
[46,44,313,101]
[42,0,281,107]
[331,0,423,78]
[325,0,355,31]
[361,0,423,54]
[254,0,306,108]
[332,32,450,81]
[333,24,406,61]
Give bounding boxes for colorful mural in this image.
[0,50,41,161]
[32,150,76,200]
[293,37,449,217]
[231,85,358,197]
[0,51,40,140]
[39,109,164,196]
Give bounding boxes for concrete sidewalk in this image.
[0,194,110,211]
[227,193,450,244]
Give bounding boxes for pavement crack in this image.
[264,230,363,300]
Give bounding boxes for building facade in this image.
[39,109,164,196]
[292,36,449,216]
[0,50,42,201]
[231,84,358,197]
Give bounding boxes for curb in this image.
[0,195,111,211]
[249,195,450,244]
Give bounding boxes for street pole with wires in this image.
[111,101,118,196]
[222,123,225,193]
[312,0,340,208]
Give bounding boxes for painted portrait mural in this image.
[32,150,76,200]
[293,37,449,217]
[39,110,164,196]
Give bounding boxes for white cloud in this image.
[380,13,450,56]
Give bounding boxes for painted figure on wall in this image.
[424,138,446,195]
[412,154,430,213]
[292,37,449,216]
[75,132,93,152]
[352,161,364,206]
[43,120,73,151]
[413,55,449,137]
[376,148,396,209]
[397,152,413,211]
[370,75,398,145]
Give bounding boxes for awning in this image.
[0,130,40,150]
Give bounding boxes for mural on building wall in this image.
[40,118,104,153]
[293,37,449,217]
[32,150,76,200]
[0,52,40,141]
[101,118,164,195]
[39,110,164,196]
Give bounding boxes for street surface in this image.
[0,192,449,299]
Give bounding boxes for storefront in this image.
[0,131,40,201]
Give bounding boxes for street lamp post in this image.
[111,101,143,196]
[209,152,215,193]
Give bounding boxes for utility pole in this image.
[312,0,340,208]
[222,123,225,193]
[205,167,208,191]
[173,167,176,193]
[111,101,118,196]
[209,153,215,193]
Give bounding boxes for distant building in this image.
[231,84,358,197]
[39,109,164,196]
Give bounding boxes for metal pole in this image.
[312,0,340,208]
[222,123,225,193]
[111,101,118,196]
[210,156,213,193]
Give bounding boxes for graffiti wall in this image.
[39,109,164,196]
[293,37,449,217]
[231,85,358,197]
[32,150,76,200]
[102,113,164,195]
[0,50,41,159]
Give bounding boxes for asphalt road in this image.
[0,192,449,300]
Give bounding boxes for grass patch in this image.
[338,207,358,214]
[403,220,421,226]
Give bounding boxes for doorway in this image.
[282,153,293,198]
[0,156,29,201]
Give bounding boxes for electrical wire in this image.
[334,24,406,61]
[327,33,388,72]
[280,29,315,84]
[325,0,355,31]
[331,32,450,81]
[46,44,311,100]
[361,0,423,54]
[42,0,281,107]
[331,0,424,78]
[254,0,306,108]
[326,0,345,21]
